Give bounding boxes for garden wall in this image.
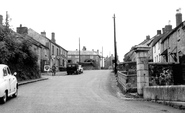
[144,85,185,101]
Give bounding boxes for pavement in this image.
[18,71,66,86]
[123,92,185,110]
[18,74,49,86]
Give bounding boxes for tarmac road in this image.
[0,70,184,113]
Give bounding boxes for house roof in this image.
[151,34,164,46]
[161,21,185,43]
[68,50,101,56]
[28,28,68,52]
[22,34,49,49]
[138,38,150,45]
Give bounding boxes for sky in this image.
[0,0,185,61]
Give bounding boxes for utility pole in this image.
[113,14,118,75]
[79,37,81,64]
[102,46,103,69]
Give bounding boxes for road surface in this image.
[0,70,183,113]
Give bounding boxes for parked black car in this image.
[67,63,80,75]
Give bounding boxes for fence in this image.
[117,62,137,92]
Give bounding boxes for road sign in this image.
[44,65,50,72]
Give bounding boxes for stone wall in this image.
[149,62,184,85]
[144,85,185,102]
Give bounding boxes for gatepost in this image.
[134,45,150,95]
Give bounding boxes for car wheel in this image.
[13,86,18,98]
[0,91,7,104]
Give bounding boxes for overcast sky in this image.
[0,0,185,61]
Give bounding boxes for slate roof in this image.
[28,28,68,52]
[161,21,185,43]
[151,34,164,46]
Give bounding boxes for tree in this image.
[0,21,40,81]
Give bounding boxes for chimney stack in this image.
[16,24,28,34]
[157,30,161,35]
[41,31,46,37]
[176,8,182,27]
[0,15,3,25]
[165,25,172,33]
[146,35,150,40]
[51,32,56,43]
[162,28,165,34]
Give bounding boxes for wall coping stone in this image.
[133,45,150,52]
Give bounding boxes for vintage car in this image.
[67,63,81,75]
[0,64,18,103]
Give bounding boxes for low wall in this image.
[117,71,137,93]
[144,85,185,102]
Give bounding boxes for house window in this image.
[158,43,160,50]
[57,48,59,56]
[52,45,54,55]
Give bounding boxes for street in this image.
[0,70,184,113]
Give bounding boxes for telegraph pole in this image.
[113,14,118,75]
[78,37,81,64]
[102,46,103,69]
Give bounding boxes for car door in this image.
[7,67,15,94]
[3,67,11,94]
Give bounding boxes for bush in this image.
[0,29,40,81]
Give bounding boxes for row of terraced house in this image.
[0,14,68,72]
[124,9,185,65]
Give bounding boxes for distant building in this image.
[104,54,113,69]
[68,48,102,69]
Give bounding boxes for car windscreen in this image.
[67,65,71,67]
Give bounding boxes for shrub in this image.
[0,28,40,81]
